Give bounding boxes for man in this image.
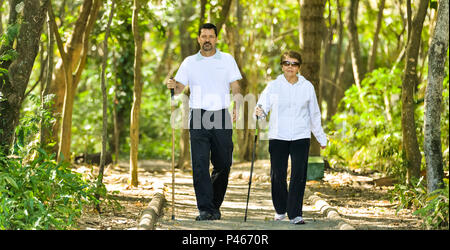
[167,23,241,220]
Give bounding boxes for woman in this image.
[256,50,327,224]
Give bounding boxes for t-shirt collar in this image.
[196,48,222,61]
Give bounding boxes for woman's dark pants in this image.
[269,138,310,219]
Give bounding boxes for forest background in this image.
[0,0,448,229]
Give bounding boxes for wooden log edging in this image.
[138,192,166,230]
[305,188,355,230]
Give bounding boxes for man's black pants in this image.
[189,109,233,215]
[269,138,310,219]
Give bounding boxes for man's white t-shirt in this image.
[174,49,242,111]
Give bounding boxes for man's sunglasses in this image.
[281,61,300,67]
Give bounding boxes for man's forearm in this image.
[230,80,240,122]
[230,80,240,96]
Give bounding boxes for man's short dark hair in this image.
[281,50,302,66]
[198,23,218,37]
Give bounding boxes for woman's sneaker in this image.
[290,216,305,224]
[274,213,286,221]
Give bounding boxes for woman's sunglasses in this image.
[281,61,300,67]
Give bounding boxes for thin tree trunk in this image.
[63,0,101,162]
[347,0,364,94]
[299,0,326,156]
[326,0,345,122]
[200,0,207,26]
[367,0,385,72]
[45,0,90,155]
[406,0,412,43]
[26,42,47,98]
[57,0,101,162]
[320,0,333,122]
[175,0,201,170]
[98,0,115,187]
[225,0,252,161]
[0,0,4,34]
[327,44,351,122]
[113,91,119,164]
[214,0,232,35]
[43,0,100,158]
[401,0,428,182]
[424,0,448,193]
[40,13,55,149]
[130,0,144,187]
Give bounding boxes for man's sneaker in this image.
[290,216,305,224]
[274,213,286,221]
[195,211,213,221]
[211,210,221,220]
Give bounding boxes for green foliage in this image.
[390,177,428,212]
[325,61,449,179]
[0,23,20,48]
[139,84,174,160]
[13,94,55,154]
[71,0,176,160]
[323,67,406,176]
[390,178,449,230]
[72,73,105,154]
[0,148,98,229]
[0,49,18,62]
[0,24,20,77]
[414,180,449,230]
[0,67,8,77]
[0,95,116,229]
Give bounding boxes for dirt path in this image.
[156,161,343,230]
[76,159,423,230]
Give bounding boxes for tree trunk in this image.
[0,0,4,34]
[347,0,364,94]
[401,0,428,182]
[110,11,135,165]
[130,0,144,187]
[299,0,326,156]
[225,0,253,162]
[98,0,115,187]
[113,90,120,164]
[327,44,351,122]
[325,0,345,122]
[175,0,197,170]
[367,0,385,72]
[214,0,232,36]
[43,0,101,159]
[40,12,55,150]
[424,0,448,193]
[58,0,101,162]
[320,0,333,123]
[0,0,49,153]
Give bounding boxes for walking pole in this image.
[170,79,176,220]
[244,105,265,222]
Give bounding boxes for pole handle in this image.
[169,76,175,100]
